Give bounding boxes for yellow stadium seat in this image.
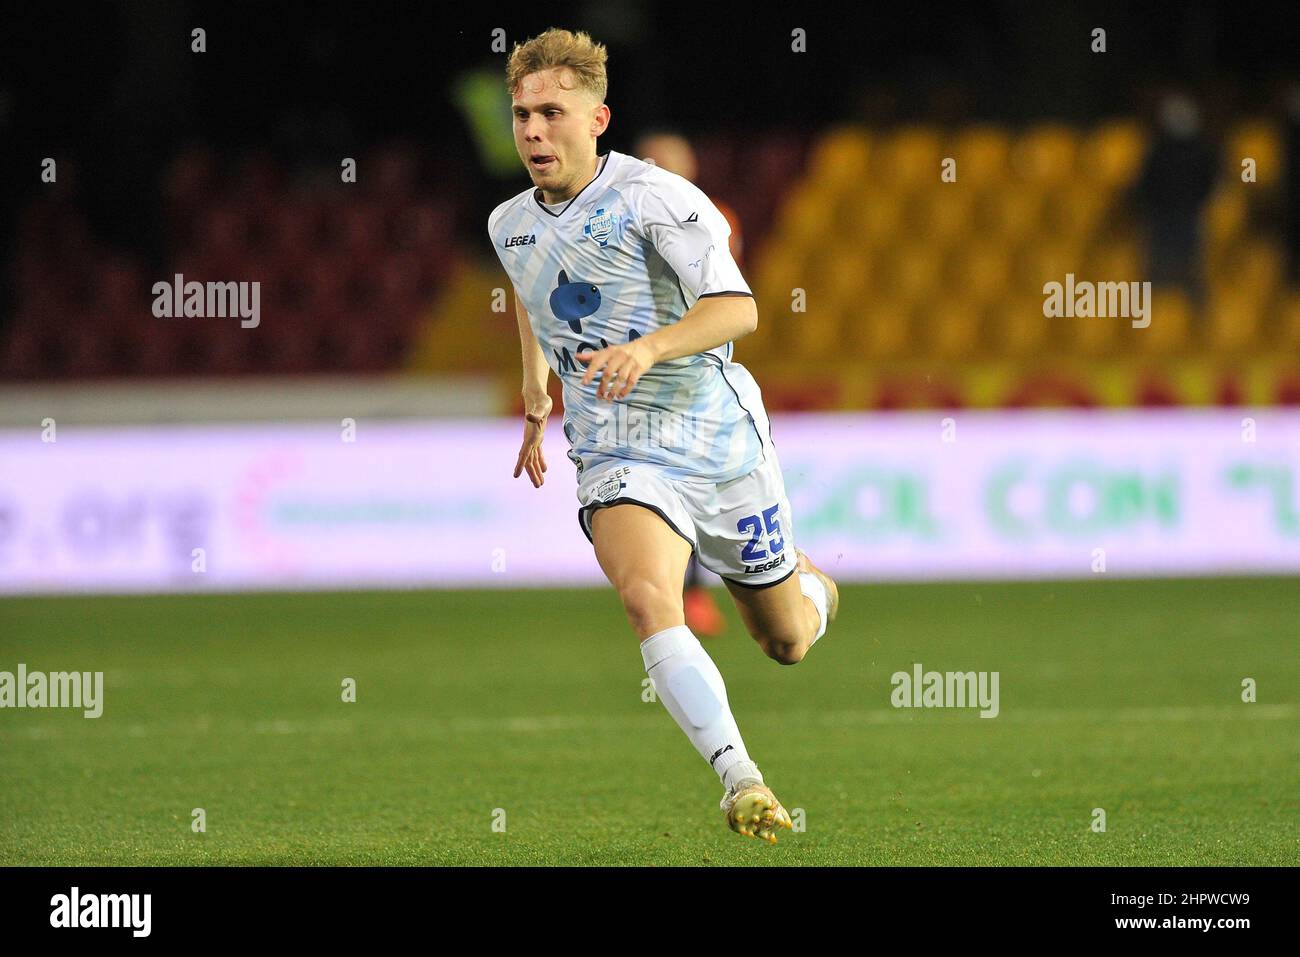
[1206,287,1264,352]
[1226,121,1281,187]
[873,125,944,190]
[1061,296,1122,356]
[1011,124,1080,186]
[754,239,809,303]
[989,296,1052,356]
[774,181,834,247]
[905,187,978,248]
[949,126,1011,189]
[751,242,812,358]
[1079,121,1147,192]
[918,303,984,358]
[852,189,906,248]
[1042,181,1108,243]
[873,241,944,305]
[1279,292,1300,349]
[976,189,1044,242]
[808,127,872,196]
[786,299,843,360]
[948,242,1014,308]
[1202,188,1248,251]
[803,249,871,318]
[1085,240,1143,286]
[848,296,913,359]
[1228,239,1284,301]
[1018,240,1086,293]
[1137,287,1192,354]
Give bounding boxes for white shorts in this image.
[576,446,798,589]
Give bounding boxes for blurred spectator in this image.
[1133,93,1219,293]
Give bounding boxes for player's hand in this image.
[577,339,655,401]
[513,395,552,488]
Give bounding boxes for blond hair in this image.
[505,28,608,104]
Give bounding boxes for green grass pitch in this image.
[1,578,1296,865]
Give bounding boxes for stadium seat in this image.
[1017,241,1086,307]
[976,189,1043,243]
[1279,292,1300,350]
[905,187,977,248]
[1011,124,1080,187]
[855,190,906,248]
[1202,188,1248,252]
[873,126,944,190]
[848,296,913,359]
[1206,287,1264,352]
[1138,287,1192,354]
[920,302,984,358]
[807,127,872,198]
[949,243,1014,309]
[874,241,943,306]
[949,125,1011,189]
[775,181,834,247]
[1225,121,1281,187]
[1079,121,1146,191]
[989,296,1051,355]
[1042,181,1108,241]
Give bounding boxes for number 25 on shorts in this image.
[737,503,784,563]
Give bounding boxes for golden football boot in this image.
[720,782,794,844]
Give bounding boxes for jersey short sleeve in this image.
[632,176,752,307]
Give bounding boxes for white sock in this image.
[799,572,829,644]
[640,624,763,792]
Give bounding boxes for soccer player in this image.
[489,28,839,844]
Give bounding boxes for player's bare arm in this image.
[513,288,552,487]
[576,294,758,400]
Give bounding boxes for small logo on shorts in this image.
[592,469,630,503]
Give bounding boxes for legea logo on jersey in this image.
[583,207,620,247]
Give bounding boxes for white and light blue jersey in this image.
[488,150,773,483]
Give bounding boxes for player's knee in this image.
[618,577,681,636]
[760,633,806,666]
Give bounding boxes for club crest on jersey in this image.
[583,208,620,247]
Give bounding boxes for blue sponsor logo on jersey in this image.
[549,269,601,334]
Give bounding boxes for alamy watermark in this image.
[152,273,261,328]
[890,662,1000,718]
[0,664,103,718]
[1043,273,1151,328]
[50,887,150,937]
[592,404,698,452]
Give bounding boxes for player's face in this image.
[512,68,604,199]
